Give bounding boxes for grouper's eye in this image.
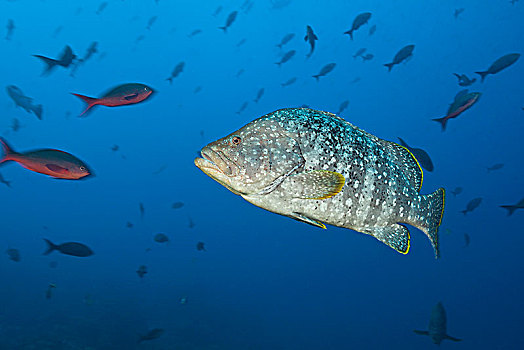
[230,136,241,146]
[79,166,86,172]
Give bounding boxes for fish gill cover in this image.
[0,1,523,349]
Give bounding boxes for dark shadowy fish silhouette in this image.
[454,8,464,18]
[254,88,265,103]
[487,163,504,172]
[500,197,524,216]
[463,233,470,247]
[43,239,94,257]
[126,221,134,228]
[353,48,366,59]
[152,164,167,174]
[219,11,238,32]
[276,33,295,48]
[397,137,434,172]
[188,29,202,38]
[304,25,318,58]
[139,202,145,219]
[172,201,184,209]
[450,187,462,196]
[510,0,519,4]
[271,0,292,9]
[154,233,169,243]
[70,41,99,76]
[0,138,92,179]
[0,172,11,187]
[138,328,164,344]
[275,50,296,66]
[236,38,247,47]
[361,53,374,61]
[166,62,185,83]
[5,19,14,40]
[194,86,202,94]
[235,68,245,78]
[212,6,223,17]
[475,53,520,82]
[146,16,158,30]
[96,2,108,15]
[33,45,76,76]
[135,35,145,44]
[344,12,372,40]
[111,145,119,152]
[136,265,147,278]
[351,77,361,84]
[6,248,20,262]
[369,24,376,35]
[196,242,206,251]
[52,25,63,38]
[10,118,22,132]
[432,89,481,131]
[384,45,415,71]
[461,197,482,215]
[414,302,461,345]
[281,77,297,87]
[313,63,336,81]
[337,100,349,115]
[72,83,154,116]
[188,216,195,228]
[195,108,445,257]
[45,283,56,299]
[6,86,43,120]
[236,101,248,114]
[453,73,476,86]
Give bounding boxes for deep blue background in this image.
[1,0,523,349]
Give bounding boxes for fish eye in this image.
[231,136,241,146]
[79,166,86,172]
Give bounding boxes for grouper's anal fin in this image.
[369,224,410,254]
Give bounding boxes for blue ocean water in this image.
[1,0,523,349]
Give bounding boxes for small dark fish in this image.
[43,239,94,257]
[139,202,145,219]
[384,45,415,72]
[453,73,476,86]
[500,197,524,216]
[188,216,195,229]
[461,197,482,215]
[275,50,296,66]
[194,86,202,94]
[397,138,434,172]
[136,265,147,278]
[236,101,248,114]
[219,11,238,32]
[0,172,11,187]
[369,24,376,36]
[11,118,22,132]
[450,187,462,196]
[196,242,206,251]
[96,1,108,15]
[361,53,374,61]
[188,29,202,38]
[6,85,43,120]
[33,45,77,76]
[432,89,481,131]
[166,62,185,83]
[344,12,372,40]
[312,63,336,81]
[463,233,470,247]
[0,138,92,180]
[172,201,184,209]
[152,164,167,174]
[6,248,20,262]
[111,145,119,152]
[236,38,247,47]
[276,33,295,48]
[351,77,361,84]
[353,48,366,59]
[271,0,292,9]
[212,6,223,17]
[476,53,520,82]
[135,35,145,44]
[52,25,63,38]
[254,88,265,103]
[236,69,245,77]
[510,0,519,4]
[138,328,164,344]
[5,19,15,40]
[337,100,349,115]
[281,77,297,87]
[454,8,464,19]
[126,221,134,228]
[71,42,99,76]
[45,283,56,300]
[154,233,169,243]
[49,261,58,268]
[487,163,504,172]
[72,83,154,116]
[304,25,318,58]
[414,302,461,345]
[146,16,158,30]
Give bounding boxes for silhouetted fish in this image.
[5,19,14,40]
[172,201,184,209]
[487,163,504,172]
[43,239,94,257]
[10,118,22,132]
[154,233,169,243]
[236,101,248,114]
[45,283,56,299]
[475,53,520,82]
[254,88,265,103]
[33,45,76,76]
[219,11,238,32]
[397,138,434,172]
[432,89,481,131]
[312,63,336,81]
[461,197,482,215]
[414,302,461,345]
[138,328,164,344]
[96,2,108,15]
[139,202,145,218]
[281,77,297,87]
[276,33,295,48]
[463,233,470,247]
[361,53,374,61]
[500,197,524,216]
[212,6,223,17]
[6,86,42,120]
[344,12,371,40]
[454,8,464,18]
[0,172,11,187]
[275,50,295,66]
[353,48,366,59]
[146,16,158,30]
[450,187,462,196]
[336,100,349,115]
[304,25,318,58]
[453,73,476,86]
[136,265,147,278]
[196,242,206,251]
[369,24,376,35]
[384,45,415,71]
[188,29,202,38]
[166,62,185,83]
[6,248,20,262]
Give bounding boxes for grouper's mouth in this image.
[194,147,241,195]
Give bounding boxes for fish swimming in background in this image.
[476,53,520,82]
[361,53,374,62]
[271,0,292,9]
[138,328,164,344]
[45,283,56,300]
[10,118,22,132]
[384,45,415,71]
[212,6,223,17]
[454,8,465,19]
[275,50,296,66]
[276,33,295,48]
[450,187,462,196]
[369,24,376,35]
[304,25,318,58]
[187,29,202,38]
[6,86,43,120]
[353,48,366,59]
[281,77,297,87]
[486,163,504,172]
[0,172,11,187]
[337,100,349,115]
[196,242,206,251]
[52,25,63,38]
[70,41,99,76]
[0,138,92,180]
[344,12,372,40]
[414,302,461,345]
[461,197,482,215]
[236,101,248,114]
[72,83,154,116]
[146,16,158,30]
[463,233,470,247]
[194,86,202,94]
[139,202,145,218]
[5,19,15,40]
[236,38,247,47]
[188,216,195,228]
[453,73,476,86]
[136,265,148,278]
[166,62,185,83]
[172,201,184,209]
[500,197,524,216]
[313,63,336,81]
[397,138,434,172]
[254,88,265,103]
[219,11,238,32]
[126,221,134,228]
[236,68,245,78]
[154,233,169,244]
[6,248,20,262]
[195,108,445,257]
[96,1,108,15]
[33,45,76,76]
[43,239,94,257]
[432,89,481,131]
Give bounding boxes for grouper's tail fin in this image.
[416,188,445,258]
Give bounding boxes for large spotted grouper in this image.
[195,108,445,257]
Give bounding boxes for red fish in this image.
[72,83,154,117]
[0,138,92,180]
[432,90,481,131]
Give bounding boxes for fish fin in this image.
[413,330,429,336]
[445,334,462,342]
[71,93,98,117]
[369,224,410,254]
[344,30,353,40]
[0,137,18,164]
[383,62,394,71]
[32,104,43,120]
[290,212,326,229]
[397,137,408,148]
[304,35,307,41]
[432,116,448,131]
[33,55,58,74]
[218,26,227,32]
[413,188,445,258]
[312,75,319,81]
[500,205,517,216]
[166,77,173,84]
[453,73,461,79]
[287,170,345,200]
[386,141,423,191]
[475,70,488,82]
[43,238,57,255]
[124,93,139,101]
[45,164,69,174]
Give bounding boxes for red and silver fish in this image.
[432,89,481,131]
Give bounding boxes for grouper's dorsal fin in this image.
[386,141,423,192]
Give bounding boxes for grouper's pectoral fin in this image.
[290,212,326,229]
[287,170,345,200]
[413,330,429,336]
[370,224,410,254]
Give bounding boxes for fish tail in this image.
[431,116,448,131]
[0,137,18,164]
[312,75,320,81]
[500,205,517,216]
[475,70,488,82]
[274,62,282,67]
[166,77,173,84]
[344,30,354,40]
[460,209,468,215]
[415,188,445,258]
[33,55,59,74]
[32,104,43,120]
[71,93,98,117]
[218,26,227,32]
[383,62,394,72]
[43,239,58,255]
